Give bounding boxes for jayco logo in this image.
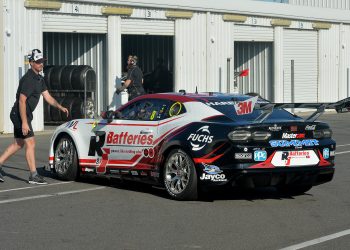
[187,126,214,151]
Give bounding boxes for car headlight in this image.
[313,128,332,139]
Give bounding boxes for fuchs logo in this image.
[200,163,227,182]
[187,126,214,151]
[282,133,305,139]
[106,131,153,146]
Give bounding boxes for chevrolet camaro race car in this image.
[47,92,350,200]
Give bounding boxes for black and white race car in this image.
[48,92,350,200]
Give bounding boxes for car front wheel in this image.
[163,149,198,200]
[54,135,79,181]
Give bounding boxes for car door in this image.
[104,99,161,173]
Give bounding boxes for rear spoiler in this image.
[236,96,350,123]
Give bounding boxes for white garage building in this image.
[0,0,350,133]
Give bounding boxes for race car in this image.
[47,92,350,200]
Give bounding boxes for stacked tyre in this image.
[43,65,96,123]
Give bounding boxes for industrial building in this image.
[1,0,350,133]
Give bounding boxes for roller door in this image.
[121,18,174,36]
[234,25,274,42]
[43,13,107,33]
[283,29,318,102]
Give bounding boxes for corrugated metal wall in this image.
[175,13,207,92]
[3,0,44,133]
[274,27,284,103]
[121,19,174,36]
[318,25,340,102]
[234,42,273,100]
[289,0,350,10]
[339,24,350,99]
[234,25,274,42]
[43,33,107,113]
[206,13,234,92]
[283,29,318,102]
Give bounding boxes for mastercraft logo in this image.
[254,150,267,161]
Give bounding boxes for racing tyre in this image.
[54,136,79,181]
[163,149,198,200]
[277,184,312,196]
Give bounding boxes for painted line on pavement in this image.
[280,229,350,250]
[0,186,105,204]
[0,181,73,193]
[337,144,350,147]
[335,150,350,155]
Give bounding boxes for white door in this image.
[283,29,318,102]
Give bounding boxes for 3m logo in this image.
[234,96,258,115]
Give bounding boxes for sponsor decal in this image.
[83,167,94,173]
[269,139,319,148]
[140,171,148,176]
[200,163,227,182]
[290,126,298,132]
[254,150,267,161]
[330,150,335,157]
[66,120,79,131]
[268,124,282,132]
[143,148,155,158]
[235,153,252,160]
[131,171,138,176]
[106,131,153,146]
[234,96,258,115]
[271,150,319,167]
[120,170,130,175]
[323,148,330,159]
[206,101,236,106]
[305,125,316,131]
[187,125,214,151]
[281,133,305,139]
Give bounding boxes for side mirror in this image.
[101,110,114,123]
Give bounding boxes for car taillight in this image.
[313,128,332,139]
[252,131,271,141]
[228,131,271,142]
[228,130,251,141]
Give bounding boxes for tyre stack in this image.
[43,65,96,123]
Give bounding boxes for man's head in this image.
[127,55,138,66]
[28,49,46,73]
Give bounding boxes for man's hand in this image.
[22,122,30,136]
[61,107,69,118]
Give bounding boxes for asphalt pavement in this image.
[0,113,349,250]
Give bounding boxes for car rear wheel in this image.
[54,136,79,181]
[163,149,198,200]
[277,184,312,196]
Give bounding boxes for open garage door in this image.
[122,35,174,94]
[283,29,318,102]
[234,42,274,101]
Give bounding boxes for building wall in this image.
[290,0,350,10]
[0,0,4,133]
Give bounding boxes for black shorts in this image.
[10,110,34,139]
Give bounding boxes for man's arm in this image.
[19,94,30,135]
[42,90,69,117]
[116,79,131,94]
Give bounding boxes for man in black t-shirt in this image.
[116,55,145,101]
[0,49,68,184]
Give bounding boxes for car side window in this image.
[156,100,186,120]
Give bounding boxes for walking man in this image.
[0,49,68,184]
[116,55,145,101]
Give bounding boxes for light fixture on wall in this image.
[165,10,193,19]
[312,22,332,30]
[222,14,247,22]
[271,19,291,27]
[24,0,61,10]
[101,7,133,16]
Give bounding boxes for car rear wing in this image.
[241,97,350,123]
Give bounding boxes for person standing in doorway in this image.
[0,49,69,184]
[116,55,145,101]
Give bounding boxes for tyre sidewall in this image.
[54,136,79,181]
